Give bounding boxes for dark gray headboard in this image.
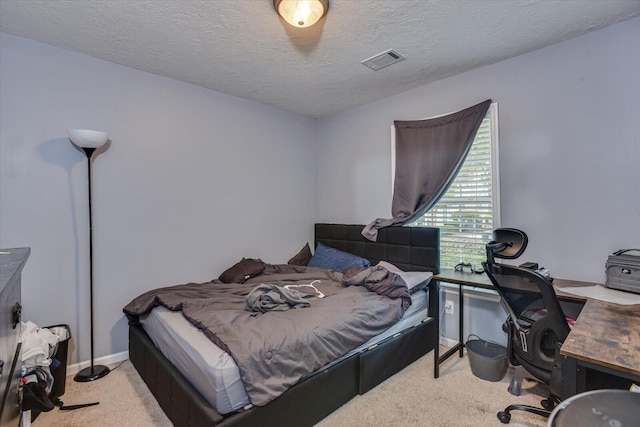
[314,224,440,274]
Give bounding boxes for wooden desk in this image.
[433,269,593,378]
[560,299,640,399]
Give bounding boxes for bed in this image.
[126,223,441,426]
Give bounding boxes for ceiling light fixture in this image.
[274,0,329,28]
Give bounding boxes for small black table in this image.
[433,270,494,377]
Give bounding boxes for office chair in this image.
[482,228,571,424]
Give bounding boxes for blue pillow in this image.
[307,242,370,272]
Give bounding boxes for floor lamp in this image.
[68,129,111,382]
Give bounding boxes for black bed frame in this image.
[129,224,440,427]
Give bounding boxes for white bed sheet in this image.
[140,289,430,414]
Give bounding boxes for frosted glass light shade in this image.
[67,129,109,149]
[274,0,328,28]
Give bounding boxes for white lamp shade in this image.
[67,129,109,149]
[274,0,328,28]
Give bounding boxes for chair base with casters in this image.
[496,318,565,424]
[497,404,551,424]
[496,316,566,423]
[497,378,562,424]
[498,365,562,424]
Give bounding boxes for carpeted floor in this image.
[34,351,548,427]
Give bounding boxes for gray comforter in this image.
[124,264,409,406]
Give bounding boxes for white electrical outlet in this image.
[445,299,454,315]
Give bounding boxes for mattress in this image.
[139,288,430,415]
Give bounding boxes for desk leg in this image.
[560,355,576,400]
[434,342,440,378]
[434,280,441,378]
[436,281,466,377]
[560,355,588,400]
[458,283,464,358]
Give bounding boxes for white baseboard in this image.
[66,351,129,376]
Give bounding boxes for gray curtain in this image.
[362,99,492,241]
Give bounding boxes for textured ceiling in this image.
[1,0,639,118]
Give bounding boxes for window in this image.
[393,103,500,269]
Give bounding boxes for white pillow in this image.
[377,261,433,291]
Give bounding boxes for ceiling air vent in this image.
[361,49,406,71]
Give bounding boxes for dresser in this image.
[0,248,29,427]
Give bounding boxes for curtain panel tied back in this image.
[362,99,492,241]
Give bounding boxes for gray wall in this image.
[0,33,318,363]
[317,17,640,285]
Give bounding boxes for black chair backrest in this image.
[485,228,528,265]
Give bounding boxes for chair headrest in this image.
[487,228,528,260]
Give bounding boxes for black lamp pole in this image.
[74,147,110,382]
